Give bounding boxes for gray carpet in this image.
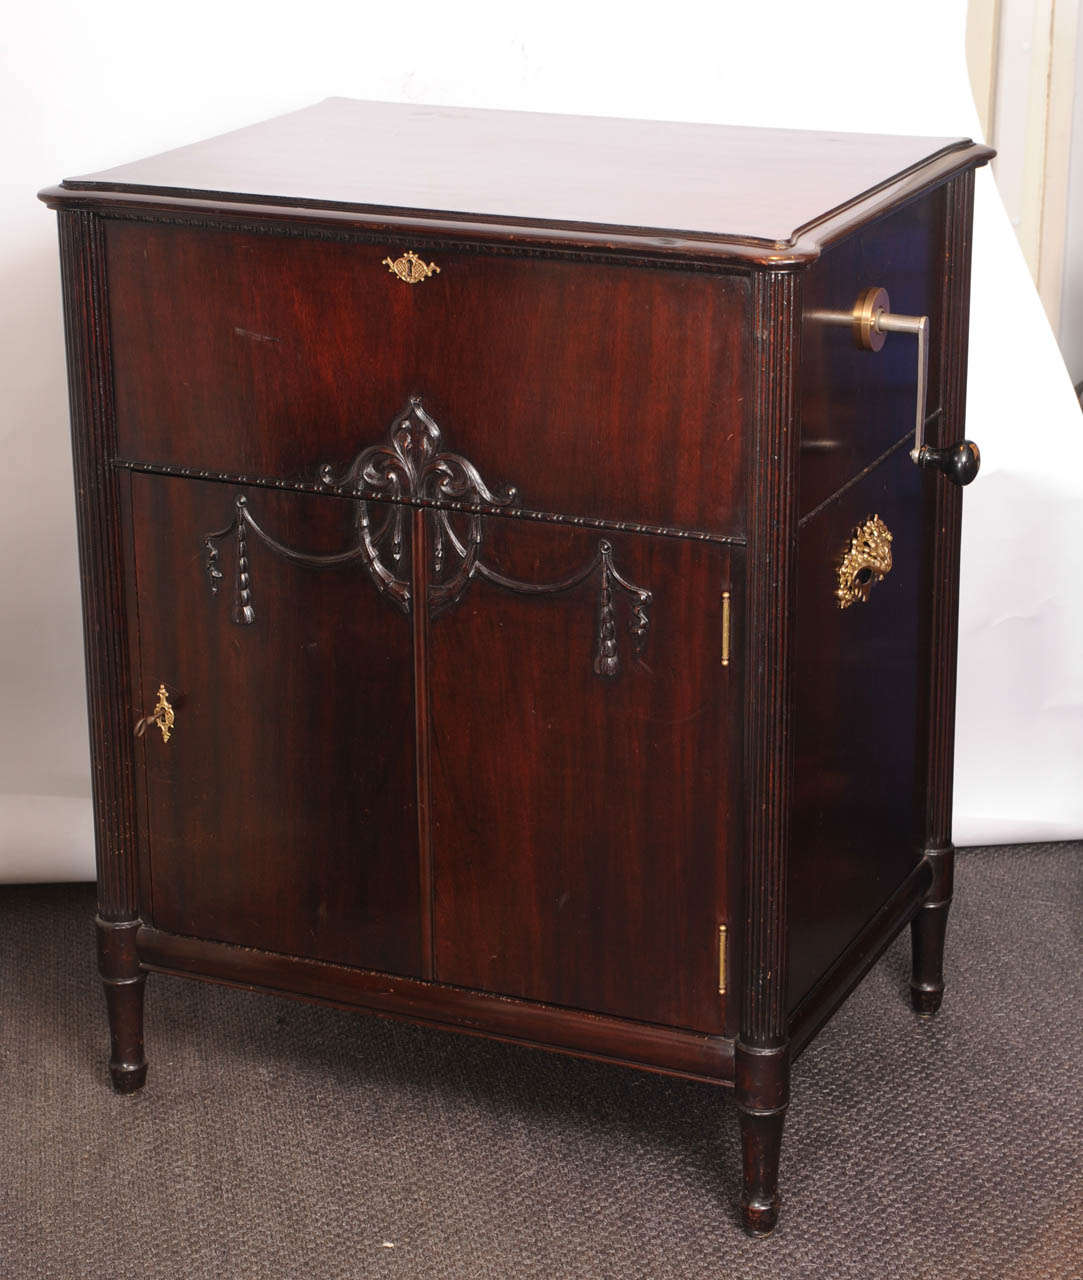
[1,843,1080,1279]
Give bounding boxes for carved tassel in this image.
[203,538,223,594]
[629,599,650,654]
[232,496,255,625]
[391,508,405,564]
[594,544,620,678]
[198,404,659,680]
[433,517,444,577]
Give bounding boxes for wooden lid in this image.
[42,98,993,265]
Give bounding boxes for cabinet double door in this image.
[129,461,738,1035]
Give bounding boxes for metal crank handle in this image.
[810,287,980,486]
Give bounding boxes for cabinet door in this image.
[427,517,740,1034]
[128,473,422,975]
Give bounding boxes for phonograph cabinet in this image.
[41,100,991,1234]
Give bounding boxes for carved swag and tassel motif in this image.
[202,398,652,678]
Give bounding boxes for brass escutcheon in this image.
[836,515,893,609]
[150,684,175,743]
[381,250,440,285]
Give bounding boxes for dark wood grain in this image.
[923,170,975,855]
[911,170,977,1014]
[788,854,932,1056]
[129,474,422,976]
[50,99,989,262]
[427,518,739,1033]
[57,211,140,921]
[58,211,151,1092]
[735,268,801,1236]
[104,220,748,535]
[411,507,436,978]
[96,916,147,1092]
[43,104,991,1238]
[799,190,947,517]
[136,926,736,1084]
[741,268,801,1050]
[787,446,926,1011]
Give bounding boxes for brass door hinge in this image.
[721,591,731,667]
[718,924,728,996]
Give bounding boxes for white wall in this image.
[979,0,1083,381]
[1,0,1080,880]
[1060,11,1083,383]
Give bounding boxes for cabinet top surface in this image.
[48,98,991,261]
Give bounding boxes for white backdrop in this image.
[1,0,1080,879]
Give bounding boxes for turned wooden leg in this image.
[910,902,949,1015]
[96,916,147,1093]
[735,1042,789,1236]
[737,1103,786,1235]
[910,845,954,1016]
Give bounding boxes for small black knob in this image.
[918,440,981,486]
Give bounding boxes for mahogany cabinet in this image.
[41,99,992,1235]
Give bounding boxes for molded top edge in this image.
[42,98,993,262]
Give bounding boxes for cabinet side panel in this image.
[799,193,947,520]
[57,210,138,919]
[787,450,924,1010]
[786,179,971,1013]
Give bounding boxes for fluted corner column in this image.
[912,170,977,1016]
[58,208,147,1089]
[736,267,802,1236]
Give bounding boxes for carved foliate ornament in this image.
[202,399,652,677]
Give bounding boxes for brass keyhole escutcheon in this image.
[836,515,893,609]
[149,684,175,743]
[381,250,440,284]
